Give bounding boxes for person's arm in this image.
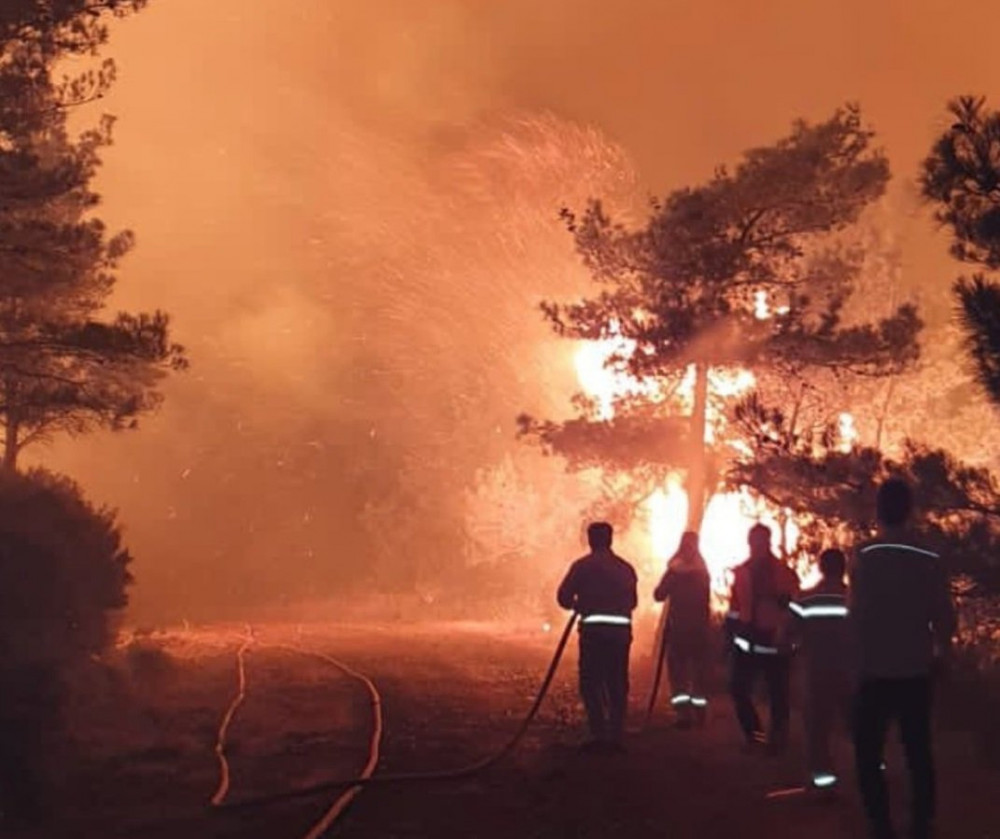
[653,568,672,603]
[627,567,638,612]
[556,563,579,611]
[930,558,957,657]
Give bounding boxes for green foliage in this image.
[0,467,131,670]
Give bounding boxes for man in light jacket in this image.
[851,478,956,839]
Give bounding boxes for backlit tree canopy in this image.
[523,105,920,529]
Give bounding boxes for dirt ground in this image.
[25,621,1000,838]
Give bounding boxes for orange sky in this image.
[44,0,1000,622]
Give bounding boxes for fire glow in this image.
[572,328,803,606]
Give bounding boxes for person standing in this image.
[726,523,800,754]
[851,478,956,839]
[790,548,852,790]
[654,531,711,728]
[557,521,638,753]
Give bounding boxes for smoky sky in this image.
[44,0,1000,622]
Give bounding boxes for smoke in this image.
[39,0,1000,622]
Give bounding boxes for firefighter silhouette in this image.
[557,522,638,752]
[653,531,711,728]
[725,523,800,753]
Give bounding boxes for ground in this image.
[24,621,1000,838]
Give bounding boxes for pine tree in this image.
[522,106,918,531]
[922,96,1000,405]
[0,0,184,469]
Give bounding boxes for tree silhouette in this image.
[522,105,918,530]
[923,96,1000,404]
[0,0,185,469]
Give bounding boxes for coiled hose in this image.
[223,611,579,810]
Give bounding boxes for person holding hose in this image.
[557,521,638,754]
[653,531,712,728]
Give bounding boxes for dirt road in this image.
[45,622,1000,838]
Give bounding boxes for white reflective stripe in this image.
[726,610,741,620]
[671,694,692,706]
[690,697,708,707]
[861,543,939,559]
[811,773,838,788]
[735,634,780,654]
[734,636,751,652]
[753,644,779,655]
[581,614,631,626]
[793,604,849,619]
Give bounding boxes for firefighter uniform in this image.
[557,546,638,747]
[850,536,956,839]
[653,535,711,725]
[791,578,851,788]
[726,537,800,751]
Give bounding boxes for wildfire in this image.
[573,326,805,608]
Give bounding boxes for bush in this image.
[0,468,132,822]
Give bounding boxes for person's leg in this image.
[806,671,836,783]
[898,677,935,839]
[690,636,709,726]
[578,632,606,742]
[763,655,792,752]
[730,651,763,744]
[606,634,631,744]
[668,639,693,724]
[854,679,897,839]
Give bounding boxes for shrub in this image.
[0,468,132,821]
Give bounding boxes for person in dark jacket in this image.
[851,478,956,839]
[790,548,852,790]
[654,531,711,728]
[557,521,638,752]
[725,523,800,754]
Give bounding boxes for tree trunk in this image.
[1,377,18,471]
[874,378,896,451]
[686,362,710,531]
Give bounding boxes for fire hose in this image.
[644,603,670,727]
[221,610,579,811]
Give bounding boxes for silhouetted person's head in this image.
[876,478,913,528]
[748,523,772,558]
[587,521,613,552]
[678,531,699,556]
[819,548,846,582]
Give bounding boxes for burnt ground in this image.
[22,621,1000,839]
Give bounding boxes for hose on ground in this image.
[222,611,579,810]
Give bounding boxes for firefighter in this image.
[851,478,956,839]
[790,548,852,791]
[557,521,638,753]
[653,530,711,728]
[725,522,800,754]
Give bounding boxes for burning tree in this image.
[521,105,919,562]
[0,0,185,470]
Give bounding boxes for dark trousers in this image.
[730,650,791,745]
[578,627,631,742]
[805,667,853,779]
[854,677,935,839]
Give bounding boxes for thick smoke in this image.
[42,0,1000,622]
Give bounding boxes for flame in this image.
[838,411,858,453]
[573,321,812,611]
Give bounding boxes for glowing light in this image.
[838,412,858,452]
[572,321,658,420]
[754,290,770,320]
[541,621,552,633]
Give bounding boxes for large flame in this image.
[573,327,812,608]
